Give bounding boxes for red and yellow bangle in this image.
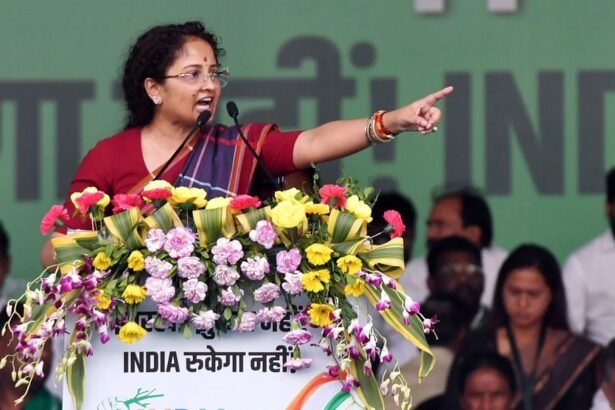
[373,110,397,138]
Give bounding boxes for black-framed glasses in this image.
[160,67,230,88]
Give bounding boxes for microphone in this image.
[226,101,282,191]
[153,110,211,181]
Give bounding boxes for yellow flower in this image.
[344,279,365,297]
[95,293,112,310]
[205,197,232,210]
[127,251,145,271]
[305,203,330,215]
[270,201,306,228]
[345,195,372,222]
[274,188,308,204]
[301,271,325,293]
[143,180,174,193]
[171,186,207,208]
[337,255,362,275]
[314,268,331,284]
[308,303,334,327]
[122,284,147,304]
[93,252,112,270]
[301,269,331,293]
[305,244,333,266]
[118,321,148,344]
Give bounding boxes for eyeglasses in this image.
[161,67,230,88]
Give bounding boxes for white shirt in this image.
[400,245,509,308]
[563,230,615,346]
[591,389,611,410]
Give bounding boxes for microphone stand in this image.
[152,110,211,181]
[226,101,283,192]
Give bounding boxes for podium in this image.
[61,309,365,410]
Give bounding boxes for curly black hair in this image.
[121,21,226,129]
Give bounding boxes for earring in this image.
[152,96,162,105]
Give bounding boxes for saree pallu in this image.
[530,333,601,410]
[129,123,273,213]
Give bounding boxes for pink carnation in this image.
[142,187,173,201]
[234,312,257,333]
[157,303,189,324]
[284,358,312,371]
[253,283,280,304]
[248,220,278,249]
[111,194,144,214]
[276,248,302,274]
[40,205,69,235]
[319,184,347,209]
[164,227,196,259]
[230,195,262,211]
[283,329,312,346]
[383,210,405,239]
[74,191,105,215]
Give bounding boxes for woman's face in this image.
[155,37,221,128]
[460,367,514,410]
[502,267,552,329]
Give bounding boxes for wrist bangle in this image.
[364,112,394,145]
[374,110,398,137]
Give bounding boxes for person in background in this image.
[382,235,484,367]
[40,20,452,266]
[368,191,417,263]
[563,167,615,347]
[402,188,507,307]
[0,222,10,308]
[426,236,486,327]
[592,338,615,410]
[457,351,517,410]
[388,293,473,410]
[442,244,601,410]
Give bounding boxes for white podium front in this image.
[62,310,364,410]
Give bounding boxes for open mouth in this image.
[196,97,212,113]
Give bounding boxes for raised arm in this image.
[292,86,453,168]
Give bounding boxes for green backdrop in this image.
[1,1,614,295]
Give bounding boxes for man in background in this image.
[426,236,487,327]
[563,167,615,348]
[402,188,507,307]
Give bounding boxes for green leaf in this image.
[66,351,86,410]
[181,323,193,339]
[350,354,384,410]
[223,307,232,321]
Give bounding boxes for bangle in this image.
[374,110,397,138]
[364,112,395,145]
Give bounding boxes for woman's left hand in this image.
[385,85,454,134]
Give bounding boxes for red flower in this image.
[319,184,347,209]
[142,188,173,201]
[112,194,144,214]
[40,205,69,235]
[383,210,405,239]
[230,195,262,211]
[74,191,105,215]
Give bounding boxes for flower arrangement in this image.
[2,176,437,410]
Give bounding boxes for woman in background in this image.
[442,244,601,410]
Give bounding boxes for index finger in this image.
[421,86,454,106]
